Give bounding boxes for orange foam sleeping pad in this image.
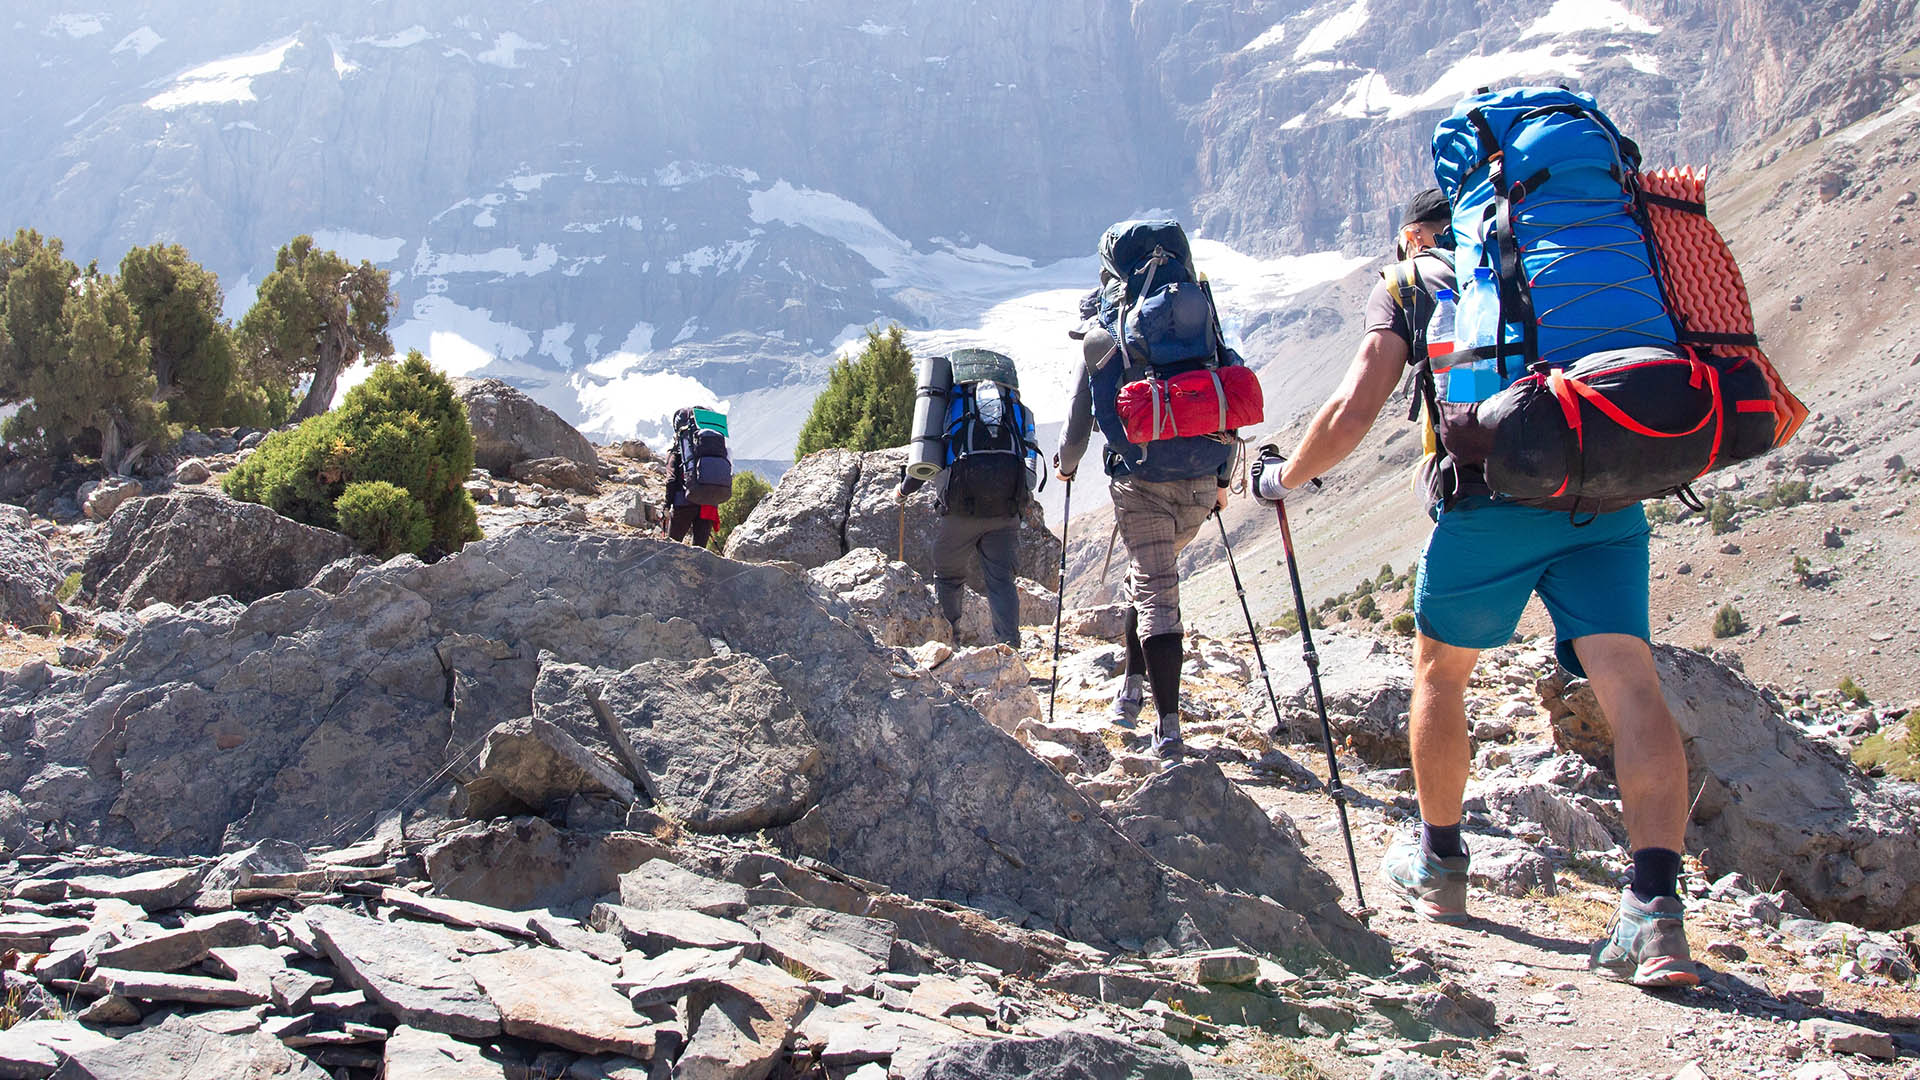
[1642,167,1808,449]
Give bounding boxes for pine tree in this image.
[238,235,394,422]
[120,242,254,428]
[794,325,914,457]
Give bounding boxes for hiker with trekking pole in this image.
[1054,220,1264,761]
[1252,87,1805,989]
[897,349,1043,649]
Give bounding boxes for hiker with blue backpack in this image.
[1254,88,1802,988]
[898,349,1043,648]
[665,406,732,548]
[1056,221,1264,761]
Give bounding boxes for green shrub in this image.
[1403,567,1419,609]
[55,571,81,604]
[1644,501,1679,525]
[1837,675,1869,707]
[1757,480,1811,510]
[714,470,774,550]
[1390,612,1417,636]
[1852,713,1920,781]
[224,351,478,558]
[1710,603,1747,638]
[1707,494,1738,535]
[794,325,913,457]
[335,481,431,558]
[1354,593,1379,620]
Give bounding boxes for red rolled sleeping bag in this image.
[1117,365,1264,444]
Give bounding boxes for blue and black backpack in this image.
[939,349,1040,518]
[1088,220,1240,483]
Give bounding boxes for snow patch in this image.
[390,296,534,373]
[654,161,760,188]
[1625,52,1662,75]
[473,208,496,228]
[1241,24,1286,53]
[1520,0,1660,39]
[413,242,559,278]
[364,26,431,49]
[507,172,556,193]
[666,241,757,276]
[146,38,297,110]
[1835,89,1920,146]
[310,230,406,266]
[332,46,359,77]
[113,27,162,58]
[539,324,576,370]
[48,14,104,39]
[572,367,729,444]
[478,32,543,68]
[1294,0,1368,59]
[1324,46,1595,122]
[855,21,901,36]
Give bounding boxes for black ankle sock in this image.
[1141,633,1184,719]
[1630,847,1683,902]
[1422,822,1466,859]
[1123,607,1145,677]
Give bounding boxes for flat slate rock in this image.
[92,911,268,973]
[618,859,749,918]
[305,907,503,1039]
[615,946,750,1008]
[738,906,895,984]
[675,965,817,1080]
[906,1029,1193,1080]
[588,904,759,956]
[377,888,538,938]
[473,716,637,809]
[63,866,203,910]
[0,1020,115,1080]
[381,1026,512,1080]
[465,946,663,1058]
[51,1013,330,1080]
[84,968,269,1007]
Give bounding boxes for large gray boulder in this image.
[80,492,357,610]
[727,446,1059,592]
[0,505,58,628]
[1113,760,1388,971]
[5,529,1381,966]
[453,377,600,476]
[907,1030,1192,1080]
[1541,644,1920,930]
[807,547,953,647]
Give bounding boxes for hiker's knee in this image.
[1413,633,1477,698]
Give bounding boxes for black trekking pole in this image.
[1275,500,1369,910]
[1213,510,1289,741]
[1047,478,1072,725]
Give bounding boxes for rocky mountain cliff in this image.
[10,0,1913,455]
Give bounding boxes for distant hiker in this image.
[899,349,1042,647]
[1255,155,1703,985]
[666,406,733,548]
[1055,220,1262,760]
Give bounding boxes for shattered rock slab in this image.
[905,1028,1193,1080]
[466,947,665,1058]
[53,1013,330,1080]
[305,906,504,1038]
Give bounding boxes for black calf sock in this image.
[1629,847,1683,902]
[1123,607,1146,677]
[1422,822,1466,860]
[1141,633,1184,719]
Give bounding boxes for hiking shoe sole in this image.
[1590,888,1701,990]
[1379,835,1470,924]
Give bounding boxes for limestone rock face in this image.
[5,529,1374,963]
[454,378,601,476]
[80,493,357,610]
[807,548,953,648]
[1541,644,1920,929]
[727,448,1059,593]
[0,505,58,628]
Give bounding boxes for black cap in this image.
[1400,188,1450,227]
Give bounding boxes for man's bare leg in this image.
[1379,633,1482,921]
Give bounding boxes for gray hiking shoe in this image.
[1150,712,1184,760]
[1379,832,1471,923]
[1590,888,1701,988]
[1108,676,1145,727]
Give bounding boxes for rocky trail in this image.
[1,385,1917,1080]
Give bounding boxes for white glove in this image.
[1250,446,1322,505]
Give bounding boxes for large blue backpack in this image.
[1431,87,1677,385]
[939,350,1040,518]
[1088,220,1238,483]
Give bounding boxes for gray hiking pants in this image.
[1113,475,1217,639]
[932,513,1020,646]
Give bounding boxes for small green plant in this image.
[1376,563,1395,584]
[1837,675,1869,707]
[1390,612,1417,637]
[55,571,81,604]
[1852,713,1920,781]
[1644,501,1680,525]
[223,351,479,559]
[1707,494,1738,534]
[1403,567,1418,609]
[1353,593,1379,621]
[1711,603,1747,638]
[712,470,774,551]
[1790,554,1813,584]
[334,480,431,558]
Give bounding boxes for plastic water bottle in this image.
[1426,289,1456,371]
[1448,269,1503,402]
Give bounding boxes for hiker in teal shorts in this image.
[1252,189,1697,989]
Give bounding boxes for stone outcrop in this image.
[79,492,358,610]
[454,378,600,477]
[727,447,1059,593]
[807,548,954,647]
[5,529,1378,965]
[1541,643,1920,929]
[0,504,58,628]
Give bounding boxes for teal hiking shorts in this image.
[1414,497,1651,677]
